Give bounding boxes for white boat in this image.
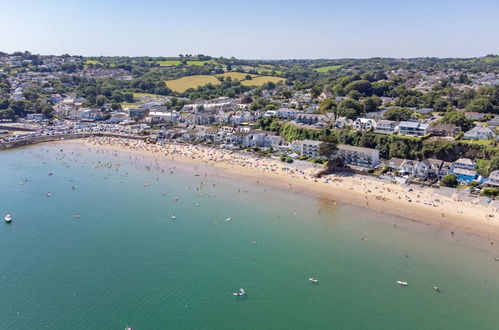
[171,215,176,220]
[233,288,246,296]
[309,277,318,283]
[397,280,408,286]
[125,326,133,330]
[4,214,12,223]
[225,217,232,222]
[433,286,441,292]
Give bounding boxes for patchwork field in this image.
[314,65,342,72]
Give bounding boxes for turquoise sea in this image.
[1,143,499,330]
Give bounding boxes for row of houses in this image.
[352,118,496,140]
[387,157,482,184]
[161,125,285,149]
[352,118,431,136]
[291,140,380,168]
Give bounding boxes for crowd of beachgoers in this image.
[81,136,499,234]
[0,124,133,144]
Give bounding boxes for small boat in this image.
[433,286,441,292]
[125,326,133,330]
[309,277,318,283]
[47,192,52,197]
[173,197,179,201]
[171,215,176,220]
[397,281,408,286]
[144,183,150,187]
[225,217,232,222]
[75,214,80,219]
[4,214,12,223]
[233,288,246,296]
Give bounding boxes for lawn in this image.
[132,92,164,99]
[216,72,257,80]
[241,76,285,86]
[314,65,342,73]
[85,59,102,65]
[164,75,221,92]
[121,101,145,108]
[156,60,211,67]
[459,139,493,146]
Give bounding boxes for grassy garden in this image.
[314,65,342,73]
[156,60,211,66]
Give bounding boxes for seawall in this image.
[0,133,146,150]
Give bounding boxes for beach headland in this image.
[41,136,499,241]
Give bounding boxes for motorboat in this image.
[433,286,441,292]
[171,215,176,220]
[225,217,232,222]
[4,214,12,223]
[397,281,408,286]
[233,288,246,296]
[309,277,318,283]
[125,326,133,330]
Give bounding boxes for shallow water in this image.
[1,144,499,330]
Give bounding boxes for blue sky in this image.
[1,0,498,58]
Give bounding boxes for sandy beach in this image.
[61,136,499,240]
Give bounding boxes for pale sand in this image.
[64,137,499,240]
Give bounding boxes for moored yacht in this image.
[4,214,12,223]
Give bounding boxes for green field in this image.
[256,69,283,75]
[165,75,221,92]
[165,73,285,92]
[216,72,257,80]
[132,92,164,99]
[314,65,342,73]
[85,59,102,65]
[241,76,285,86]
[156,60,211,67]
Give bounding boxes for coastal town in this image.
[4,1,499,328]
[1,52,499,207]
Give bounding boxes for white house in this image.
[398,121,429,136]
[353,118,376,131]
[463,125,495,140]
[292,139,322,158]
[337,144,380,168]
[374,120,399,134]
[453,158,476,171]
[486,170,499,187]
